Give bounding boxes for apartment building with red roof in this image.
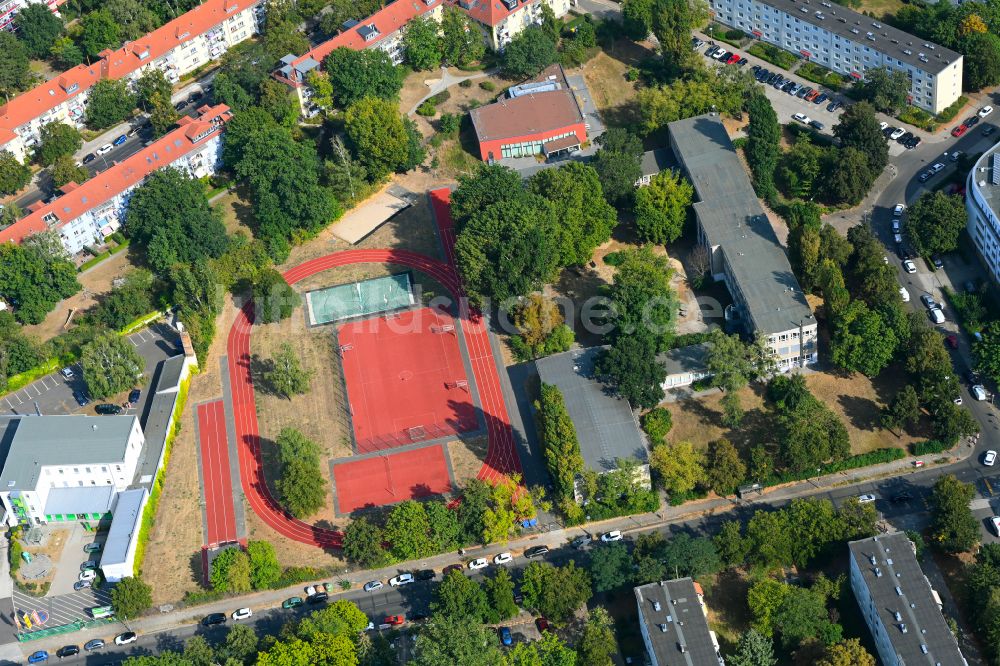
[273,0,571,114]
[0,104,232,255]
[0,0,61,34]
[0,0,262,162]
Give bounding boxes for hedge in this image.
[910,440,950,456]
[670,331,712,349]
[797,62,845,91]
[936,95,968,124]
[748,43,799,70]
[118,310,164,336]
[4,357,64,395]
[765,447,906,486]
[78,239,130,272]
[898,106,936,132]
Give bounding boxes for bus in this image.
[90,606,113,620]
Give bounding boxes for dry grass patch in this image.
[448,435,489,483]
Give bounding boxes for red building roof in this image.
[0,104,232,245]
[457,0,524,28]
[0,0,256,134]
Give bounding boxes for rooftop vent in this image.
[921,645,929,654]
[653,601,661,612]
[659,624,668,633]
[895,586,903,596]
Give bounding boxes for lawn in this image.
[748,43,800,71]
[797,61,847,91]
[857,0,907,18]
[576,41,651,128]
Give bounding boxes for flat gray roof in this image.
[635,578,722,666]
[658,343,710,377]
[43,486,115,516]
[972,144,1000,221]
[849,533,966,665]
[757,0,960,75]
[669,115,812,337]
[535,347,648,474]
[0,415,138,491]
[133,355,185,487]
[640,148,677,177]
[101,487,147,568]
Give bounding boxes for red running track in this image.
[227,246,522,548]
[196,400,239,547]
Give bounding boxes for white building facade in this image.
[967,144,1000,285]
[0,0,60,32]
[707,0,962,114]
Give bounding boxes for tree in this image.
[633,169,692,245]
[324,47,404,108]
[450,164,525,226]
[432,569,490,621]
[502,27,558,79]
[273,428,326,519]
[823,147,872,206]
[906,190,967,256]
[537,383,584,499]
[80,333,143,399]
[425,500,461,552]
[727,628,776,666]
[49,36,83,68]
[15,3,62,59]
[512,294,573,359]
[125,168,228,275]
[771,585,842,649]
[705,438,747,496]
[384,500,434,560]
[440,6,484,67]
[246,540,281,590]
[641,407,672,444]
[504,633,577,666]
[650,441,704,495]
[0,32,28,95]
[210,547,252,593]
[830,300,898,377]
[86,79,135,130]
[455,192,560,303]
[833,102,888,177]
[342,517,390,568]
[260,79,300,127]
[345,96,424,180]
[591,128,643,205]
[638,74,745,136]
[608,245,677,350]
[882,384,921,432]
[81,9,121,58]
[412,615,504,666]
[299,600,369,638]
[263,342,313,399]
[146,92,179,137]
[134,69,173,112]
[596,329,666,409]
[528,162,616,266]
[816,639,875,666]
[577,607,616,666]
[650,0,704,75]
[858,66,910,113]
[262,6,310,61]
[622,0,654,39]
[520,560,592,622]
[253,268,299,325]
[36,122,82,166]
[0,242,79,324]
[0,151,30,195]
[963,32,1000,90]
[929,474,978,552]
[706,329,772,424]
[772,381,850,473]
[589,541,631,593]
[714,520,749,568]
[403,17,442,70]
[49,154,87,189]
[181,636,215,666]
[745,91,780,200]
[110,576,152,620]
[485,567,520,622]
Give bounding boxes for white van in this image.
[899,287,910,302]
[929,307,945,324]
[972,384,988,401]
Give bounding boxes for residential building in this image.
[966,144,1000,285]
[707,0,962,113]
[470,64,586,161]
[535,346,652,494]
[0,0,61,33]
[0,415,144,527]
[658,343,711,390]
[636,148,676,187]
[457,0,571,51]
[668,114,817,369]
[99,488,148,582]
[635,578,725,666]
[849,532,967,666]
[0,0,260,161]
[0,104,232,255]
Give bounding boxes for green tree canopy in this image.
[324,47,404,107]
[577,606,616,666]
[705,438,747,496]
[403,16,442,70]
[274,428,327,519]
[50,154,88,189]
[246,539,281,589]
[412,615,504,666]
[538,383,584,499]
[0,150,30,196]
[520,560,592,622]
[432,569,490,622]
[858,66,910,113]
[744,91,780,200]
[342,516,390,568]
[264,342,313,398]
[591,128,643,205]
[649,440,704,495]
[384,499,435,561]
[134,69,173,112]
[634,169,693,245]
[0,31,29,95]
[501,27,558,79]
[209,547,251,593]
[0,241,79,324]
[596,328,667,409]
[80,333,144,399]
[906,190,967,256]
[14,3,62,59]
[929,474,979,552]
[440,6,485,66]
[254,268,300,324]
[588,541,631,593]
[344,96,425,180]
[85,78,135,130]
[450,164,525,226]
[36,122,82,167]
[110,576,152,620]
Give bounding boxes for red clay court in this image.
[338,306,478,452]
[196,400,239,547]
[332,445,453,513]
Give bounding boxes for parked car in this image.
[415,569,436,581]
[80,560,97,571]
[952,124,968,137]
[535,617,551,633]
[796,86,811,98]
[992,516,1000,537]
[809,119,824,130]
[499,626,513,646]
[897,131,914,144]
[73,580,91,591]
[56,645,79,658]
[95,403,122,415]
[307,592,329,604]
[493,552,513,565]
[202,613,226,626]
[929,307,945,324]
[282,597,303,609]
[905,135,922,149]
[893,203,904,217]
[792,112,811,124]
[115,632,137,645]
[980,106,994,118]
[468,558,489,570]
[813,92,828,104]
[231,608,252,621]
[600,530,623,542]
[931,254,944,268]
[827,100,842,112]
[174,100,187,111]
[82,153,96,164]
[984,450,997,466]
[737,57,748,66]
[83,542,101,553]
[389,573,414,587]
[984,125,997,136]
[73,391,89,407]
[384,615,405,626]
[28,651,48,663]
[857,494,877,503]
[363,580,384,592]
[920,294,937,309]
[128,389,141,404]
[899,287,910,303]
[946,334,959,349]
[83,639,105,651]
[966,115,980,127]
[78,569,96,582]
[96,143,113,155]
[726,53,741,65]
[973,385,989,401]
[112,134,127,146]
[903,260,916,273]
[524,545,549,558]
[572,535,592,549]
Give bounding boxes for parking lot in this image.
[12,583,112,630]
[0,324,179,416]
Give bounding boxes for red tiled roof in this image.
[288,0,440,73]
[0,0,257,133]
[458,0,526,28]
[470,89,583,142]
[0,104,232,245]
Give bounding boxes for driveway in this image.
[0,322,180,416]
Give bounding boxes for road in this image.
[0,323,180,416]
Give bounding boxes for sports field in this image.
[305,273,414,326]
